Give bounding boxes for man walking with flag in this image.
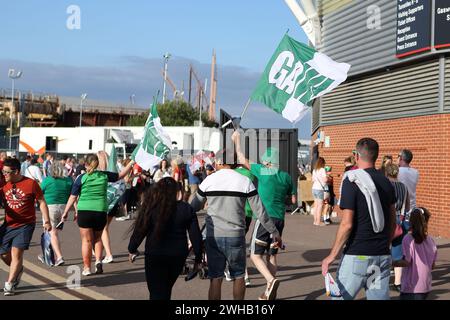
[232,131,297,300]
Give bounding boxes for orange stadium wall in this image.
[313,113,450,238]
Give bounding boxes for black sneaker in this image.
[390,284,401,292]
[95,262,103,274]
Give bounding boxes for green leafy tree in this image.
[127,100,218,127]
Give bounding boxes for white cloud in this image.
[0,56,312,138]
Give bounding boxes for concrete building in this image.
[313,0,450,237]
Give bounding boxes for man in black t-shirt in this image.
[321,138,396,300]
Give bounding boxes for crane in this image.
[160,70,184,101]
[189,65,209,111]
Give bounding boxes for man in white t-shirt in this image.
[397,149,419,211]
[24,158,43,184]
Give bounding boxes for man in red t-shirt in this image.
[0,158,51,296]
[0,152,7,189]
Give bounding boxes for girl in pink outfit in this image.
[394,207,437,300]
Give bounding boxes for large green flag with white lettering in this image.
[131,98,172,171]
[251,35,351,123]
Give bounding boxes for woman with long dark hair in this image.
[128,177,202,300]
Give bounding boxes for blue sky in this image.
[0,0,311,138]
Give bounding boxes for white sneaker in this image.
[4,282,15,296]
[115,215,130,221]
[245,277,251,287]
[82,268,92,276]
[102,256,114,264]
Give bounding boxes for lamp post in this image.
[8,69,23,151]
[162,53,171,104]
[79,93,87,127]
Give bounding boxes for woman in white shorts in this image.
[40,162,74,266]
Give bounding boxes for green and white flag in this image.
[107,144,118,173]
[251,34,351,123]
[131,98,172,171]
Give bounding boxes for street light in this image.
[8,69,23,151]
[162,52,171,104]
[79,93,87,127]
[130,94,136,106]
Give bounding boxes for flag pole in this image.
[221,98,251,129]
[240,98,252,120]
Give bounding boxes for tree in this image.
[126,100,218,127]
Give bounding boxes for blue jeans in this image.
[334,254,392,300]
[205,236,246,279]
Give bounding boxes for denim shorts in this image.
[205,236,246,279]
[335,254,392,300]
[312,189,324,200]
[0,223,36,254]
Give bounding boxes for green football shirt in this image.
[41,176,73,205]
[250,163,296,220]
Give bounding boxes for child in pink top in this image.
[393,207,437,300]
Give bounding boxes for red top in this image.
[133,163,143,185]
[0,160,4,187]
[172,167,182,182]
[1,177,43,228]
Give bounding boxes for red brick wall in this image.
[314,114,450,238]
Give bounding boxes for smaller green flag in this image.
[131,97,172,171]
[107,144,118,173]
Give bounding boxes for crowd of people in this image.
[0,136,439,300]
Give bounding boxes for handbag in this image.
[314,170,330,200]
[393,223,403,239]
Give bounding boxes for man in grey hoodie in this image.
[191,149,282,300]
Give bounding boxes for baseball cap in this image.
[261,148,280,165]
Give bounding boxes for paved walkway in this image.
[0,209,449,300]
